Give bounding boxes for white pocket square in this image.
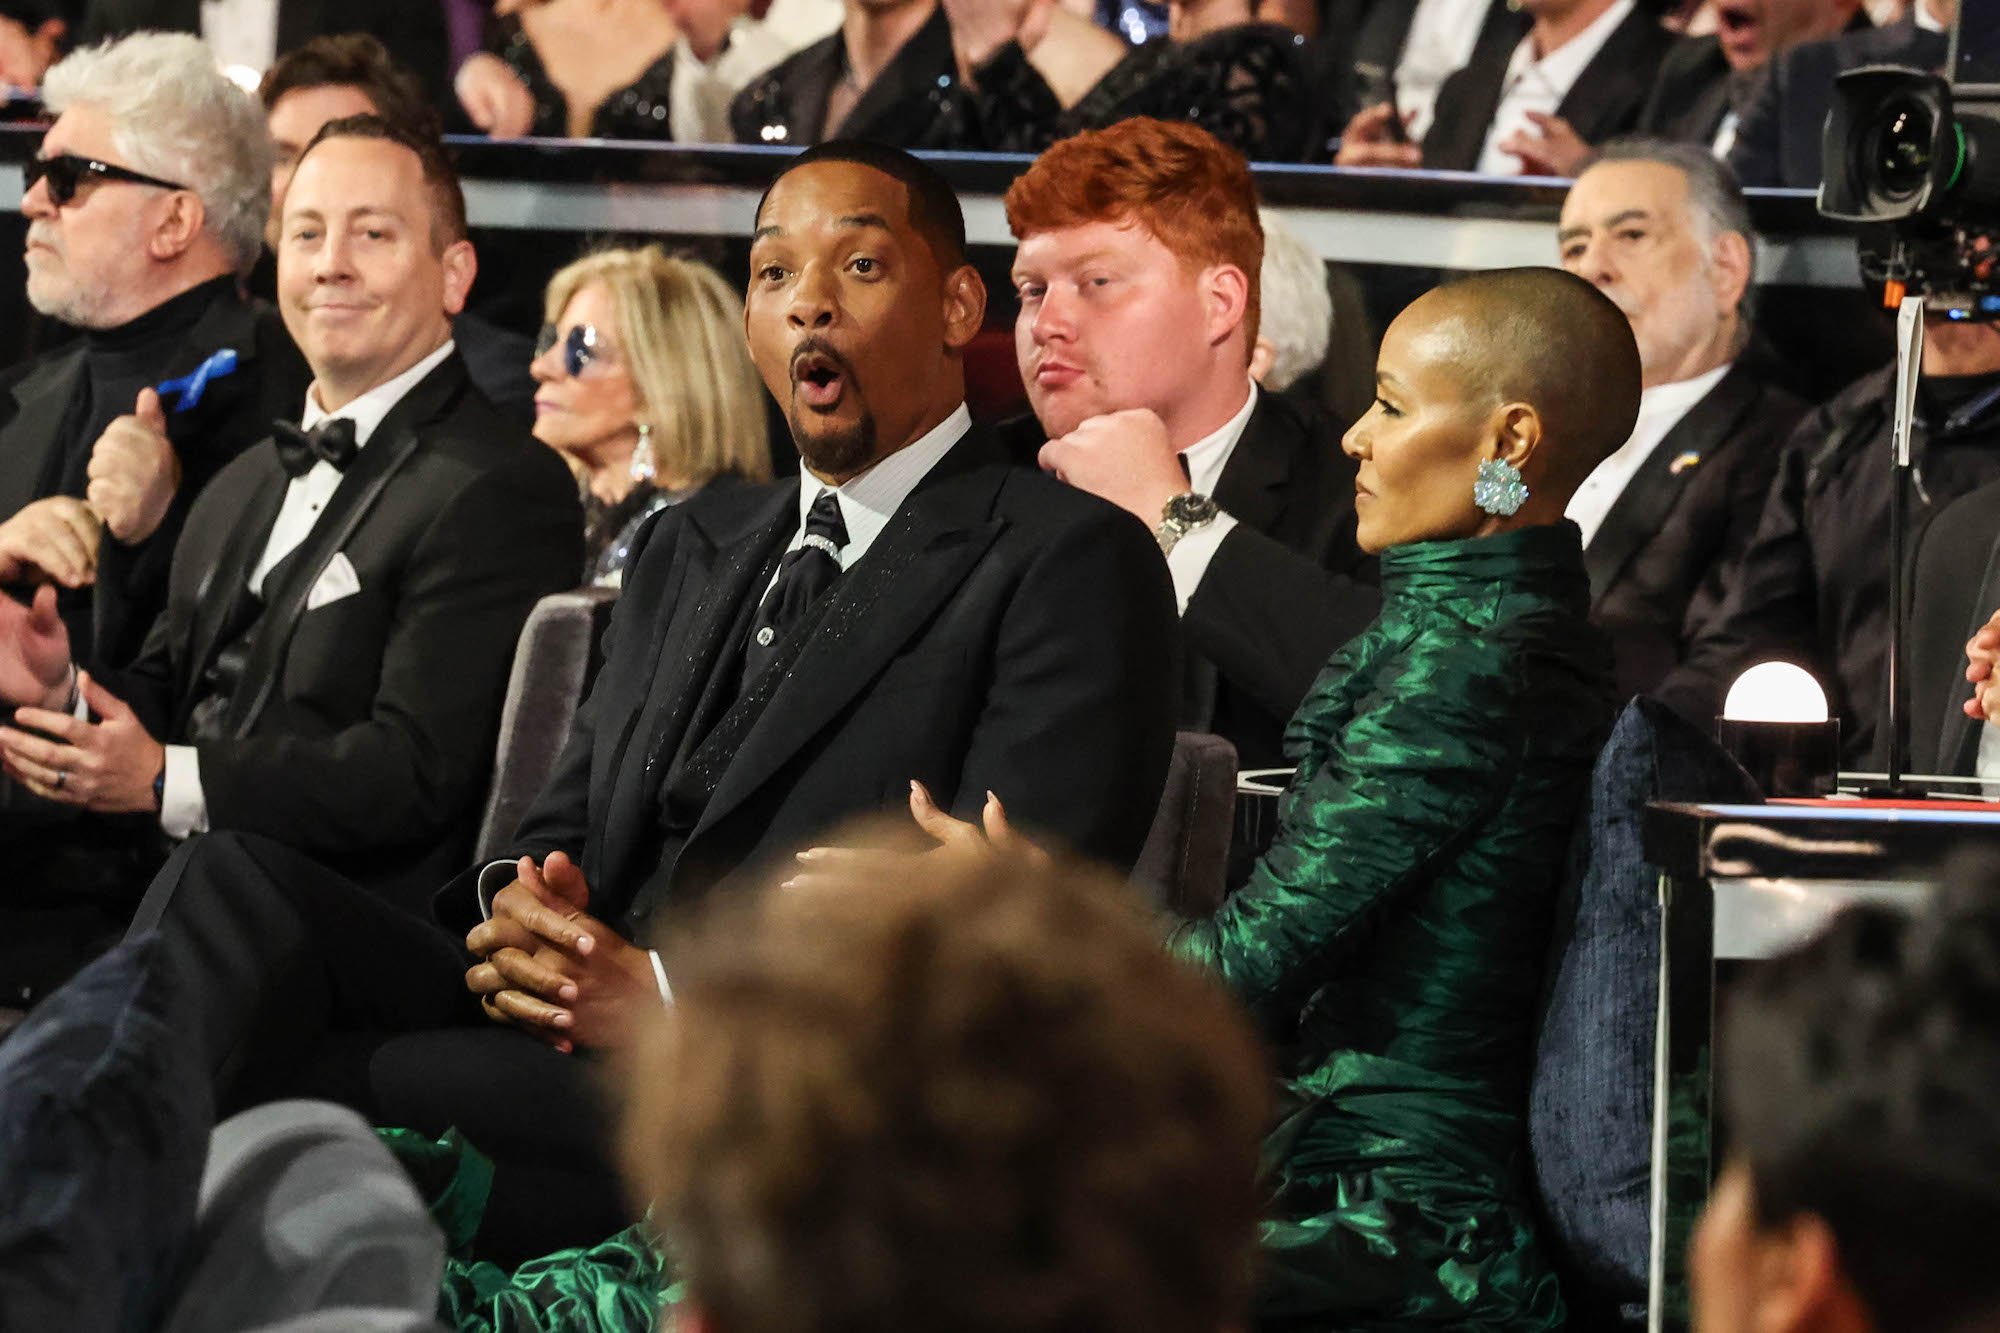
[305,552,361,611]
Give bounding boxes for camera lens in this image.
[1867,96,1937,200]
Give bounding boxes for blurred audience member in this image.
[257,34,536,425]
[1636,0,1864,155]
[1661,313,2000,765]
[1727,0,1947,187]
[77,0,448,109]
[730,0,1119,146]
[0,0,63,90]
[1695,869,2000,1333]
[0,115,579,1006]
[531,246,769,584]
[1004,120,1376,784]
[1251,207,1333,394]
[0,32,306,677]
[620,852,1268,1333]
[1557,141,1804,696]
[454,0,679,138]
[1909,480,2000,776]
[662,0,840,141]
[1336,0,1673,175]
[1316,0,1508,139]
[930,0,1319,161]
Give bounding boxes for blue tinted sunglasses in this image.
[534,322,613,378]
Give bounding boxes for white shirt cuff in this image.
[1165,511,1239,615]
[475,859,520,921]
[649,950,673,1006]
[160,745,209,840]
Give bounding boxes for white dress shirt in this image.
[159,340,457,841]
[1162,379,1259,615]
[1396,0,1497,142]
[1475,0,1635,176]
[1565,362,1730,547]
[199,0,280,81]
[668,0,842,142]
[477,402,975,1004]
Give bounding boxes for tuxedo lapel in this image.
[220,358,468,736]
[0,349,85,522]
[693,436,1006,838]
[1212,389,1294,534]
[834,5,952,137]
[1582,368,1753,606]
[1421,3,1529,169]
[174,458,290,725]
[1555,7,1667,141]
[596,487,795,897]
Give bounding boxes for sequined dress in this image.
[498,19,678,139]
[1171,522,1614,1329]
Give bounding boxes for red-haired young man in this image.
[1004,117,1376,811]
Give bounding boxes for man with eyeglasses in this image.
[0,109,580,1009]
[0,32,308,683]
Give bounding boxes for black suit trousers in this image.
[129,831,628,1262]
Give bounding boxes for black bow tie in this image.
[272,417,359,478]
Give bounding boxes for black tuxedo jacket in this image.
[111,355,581,908]
[1909,478,2000,775]
[1636,34,1735,145]
[0,288,308,673]
[78,0,451,111]
[1583,363,1805,699]
[1423,2,1675,171]
[1728,18,1945,188]
[438,425,1180,936]
[729,3,954,145]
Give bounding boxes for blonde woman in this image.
[530,246,770,585]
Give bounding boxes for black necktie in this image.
[743,490,848,684]
[272,417,359,478]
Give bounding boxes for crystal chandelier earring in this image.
[629,421,657,485]
[1473,458,1529,516]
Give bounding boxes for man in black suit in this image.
[730,0,952,145]
[1000,119,1376,779]
[77,139,1175,1260]
[1635,0,1865,154]
[1555,141,1804,697]
[1,32,309,675]
[1728,0,1949,188]
[0,115,580,1003]
[1336,0,1673,175]
[1908,478,2000,776]
[77,0,451,115]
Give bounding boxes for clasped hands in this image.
[0,388,180,590]
[0,584,162,810]
[465,851,655,1054]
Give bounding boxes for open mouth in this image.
[791,346,850,411]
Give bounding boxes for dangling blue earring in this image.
[1473,459,1529,516]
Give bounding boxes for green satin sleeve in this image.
[437,1225,678,1333]
[1169,621,1523,1023]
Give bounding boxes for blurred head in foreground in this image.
[623,849,1270,1333]
[1694,856,2000,1333]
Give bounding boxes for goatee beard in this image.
[792,410,877,478]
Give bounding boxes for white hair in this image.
[1254,209,1333,393]
[41,32,273,271]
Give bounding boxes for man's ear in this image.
[942,262,987,352]
[1491,400,1543,471]
[1202,262,1251,349]
[1749,1213,1875,1333]
[439,237,477,318]
[1710,230,1753,320]
[148,191,207,262]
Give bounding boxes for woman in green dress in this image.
[438,266,1641,1331]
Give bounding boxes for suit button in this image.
[756,626,775,646]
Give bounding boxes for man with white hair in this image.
[1555,138,1804,695]
[0,32,308,676]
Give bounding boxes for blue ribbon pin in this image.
[155,347,240,413]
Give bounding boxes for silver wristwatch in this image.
[1155,491,1220,554]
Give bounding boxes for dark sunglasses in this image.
[27,153,190,207]
[534,322,614,378]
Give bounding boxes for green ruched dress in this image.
[1172,522,1615,1331]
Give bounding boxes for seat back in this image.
[1527,697,1759,1328]
[472,588,619,864]
[1131,731,1240,917]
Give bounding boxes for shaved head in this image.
[1418,268,1641,487]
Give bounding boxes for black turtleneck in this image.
[44,273,239,501]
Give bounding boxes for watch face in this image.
[1165,493,1219,525]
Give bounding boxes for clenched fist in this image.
[86,388,180,544]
